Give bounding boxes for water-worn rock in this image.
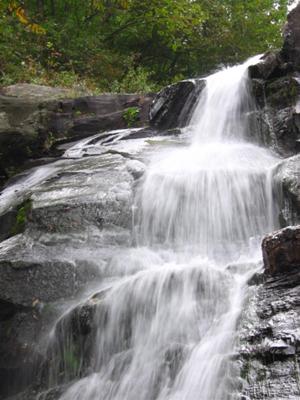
[281,3,300,71]
[248,52,292,81]
[0,84,154,187]
[262,225,300,275]
[249,3,300,156]
[149,79,205,130]
[250,75,300,156]
[0,139,144,398]
[273,154,300,225]
[239,224,300,399]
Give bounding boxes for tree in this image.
[0,0,295,91]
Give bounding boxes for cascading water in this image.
[47,56,279,400]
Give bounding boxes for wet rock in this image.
[126,159,146,180]
[250,75,300,156]
[0,302,54,399]
[281,2,300,71]
[28,154,134,234]
[49,94,154,142]
[239,266,300,399]
[0,85,154,186]
[273,154,300,225]
[0,84,73,100]
[249,4,300,157]
[262,225,300,276]
[6,384,69,400]
[248,52,291,81]
[239,221,300,399]
[47,293,107,386]
[149,79,205,130]
[0,246,98,308]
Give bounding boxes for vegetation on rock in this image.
[122,106,140,127]
[11,199,32,235]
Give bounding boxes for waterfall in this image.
[52,57,279,400]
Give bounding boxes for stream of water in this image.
[40,56,280,400]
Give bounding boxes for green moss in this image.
[11,199,32,235]
[64,347,80,375]
[122,107,140,127]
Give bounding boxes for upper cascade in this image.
[190,55,262,144]
[137,55,278,262]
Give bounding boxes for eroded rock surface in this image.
[249,3,300,157]
[262,225,300,275]
[273,154,300,225]
[149,79,205,130]
[240,225,300,399]
[0,84,154,186]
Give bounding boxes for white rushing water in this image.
[55,56,279,400]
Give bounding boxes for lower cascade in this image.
[2,56,284,400]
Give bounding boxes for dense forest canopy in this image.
[0,0,294,92]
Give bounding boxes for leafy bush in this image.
[122,107,140,127]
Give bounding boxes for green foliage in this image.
[0,0,295,92]
[64,348,80,375]
[123,107,140,127]
[11,199,32,235]
[111,63,158,93]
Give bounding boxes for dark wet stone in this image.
[0,86,154,187]
[149,79,205,130]
[281,2,300,71]
[239,225,300,399]
[262,226,300,275]
[273,154,300,226]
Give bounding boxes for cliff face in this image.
[238,6,300,397]
[249,3,300,158]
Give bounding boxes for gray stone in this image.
[273,154,300,225]
[149,79,205,130]
[0,85,154,187]
[262,225,300,276]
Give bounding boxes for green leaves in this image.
[0,0,292,91]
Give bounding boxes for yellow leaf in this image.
[28,23,46,35]
[16,7,29,25]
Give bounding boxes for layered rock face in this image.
[0,138,143,398]
[0,84,153,186]
[240,226,300,399]
[238,6,300,398]
[249,4,300,157]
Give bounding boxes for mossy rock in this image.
[10,199,32,236]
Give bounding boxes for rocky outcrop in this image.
[0,84,154,187]
[281,4,300,71]
[249,3,300,157]
[149,79,205,130]
[240,225,300,399]
[0,141,140,398]
[273,154,300,225]
[262,225,300,275]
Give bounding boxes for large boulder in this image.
[149,79,205,130]
[249,3,300,156]
[238,224,300,399]
[250,74,300,156]
[0,84,154,187]
[262,225,300,275]
[281,3,300,71]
